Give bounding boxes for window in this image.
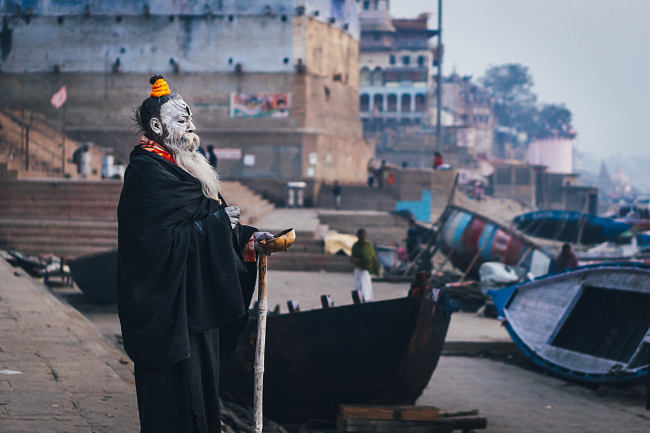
[363,1,370,10]
[417,55,425,67]
[415,94,427,112]
[360,94,370,112]
[496,168,511,185]
[389,54,396,65]
[401,94,411,112]
[359,67,370,85]
[514,168,531,185]
[370,67,383,86]
[373,94,384,112]
[402,56,410,66]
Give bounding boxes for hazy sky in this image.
[391,0,650,159]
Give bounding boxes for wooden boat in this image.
[513,210,631,245]
[489,263,650,384]
[68,249,117,304]
[437,205,552,278]
[220,290,451,423]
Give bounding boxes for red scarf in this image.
[137,135,176,165]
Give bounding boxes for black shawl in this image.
[117,148,256,367]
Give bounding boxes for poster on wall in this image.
[230,93,291,118]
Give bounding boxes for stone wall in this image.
[385,167,458,222]
[0,2,370,183]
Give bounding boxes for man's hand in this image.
[224,206,240,229]
[253,231,275,255]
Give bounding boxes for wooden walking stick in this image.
[253,228,296,433]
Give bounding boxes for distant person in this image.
[206,145,218,169]
[351,228,379,301]
[406,218,420,261]
[367,159,375,187]
[376,160,386,188]
[72,146,82,175]
[473,181,483,201]
[80,145,91,178]
[408,271,431,298]
[433,151,444,169]
[332,180,342,210]
[395,242,408,262]
[555,243,578,272]
[197,146,206,158]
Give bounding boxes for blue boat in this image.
[490,263,650,384]
[513,210,631,245]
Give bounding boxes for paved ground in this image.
[0,257,139,433]
[421,356,649,433]
[4,262,648,433]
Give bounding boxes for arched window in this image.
[417,55,426,67]
[387,94,397,112]
[359,67,370,86]
[360,94,370,112]
[373,94,384,112]
[415,94,427,112]
[401,94,411,112]
[370,67,383,86]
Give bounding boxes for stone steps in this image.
[0,179,274,258]
[318,210,409,246]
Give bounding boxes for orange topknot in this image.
[150,77,170,98]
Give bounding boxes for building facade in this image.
[0,0,371,183]
[441,74,495,157]
[358,2,438,132]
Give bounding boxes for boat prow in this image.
[221,290,451,422]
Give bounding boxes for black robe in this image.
[117,148,257,431]
[117,147,257,366]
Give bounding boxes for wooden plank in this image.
[400,406,441,422]
[340,405,396,420]
[339,404,440,421]
[337,417,453,433]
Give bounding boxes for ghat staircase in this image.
[0,179,274,258]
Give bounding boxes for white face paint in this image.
[155,96,221,200]
[160,97,196,142]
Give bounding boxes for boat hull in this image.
[514,210,631,244]
[68,249,117,304]
[437,206,552,278]
[490,263,650,384]
[220,292,450,423]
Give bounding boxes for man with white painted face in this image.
[117,75,273,433]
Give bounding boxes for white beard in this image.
[165,132,221,201]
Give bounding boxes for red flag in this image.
[50,86,67,109]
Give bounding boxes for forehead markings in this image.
[160,97,192,121]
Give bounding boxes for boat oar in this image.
[253,228,296,433]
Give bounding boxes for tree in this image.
[480,63,575,140]
[480,64,537,131]
[534,104,576,139]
